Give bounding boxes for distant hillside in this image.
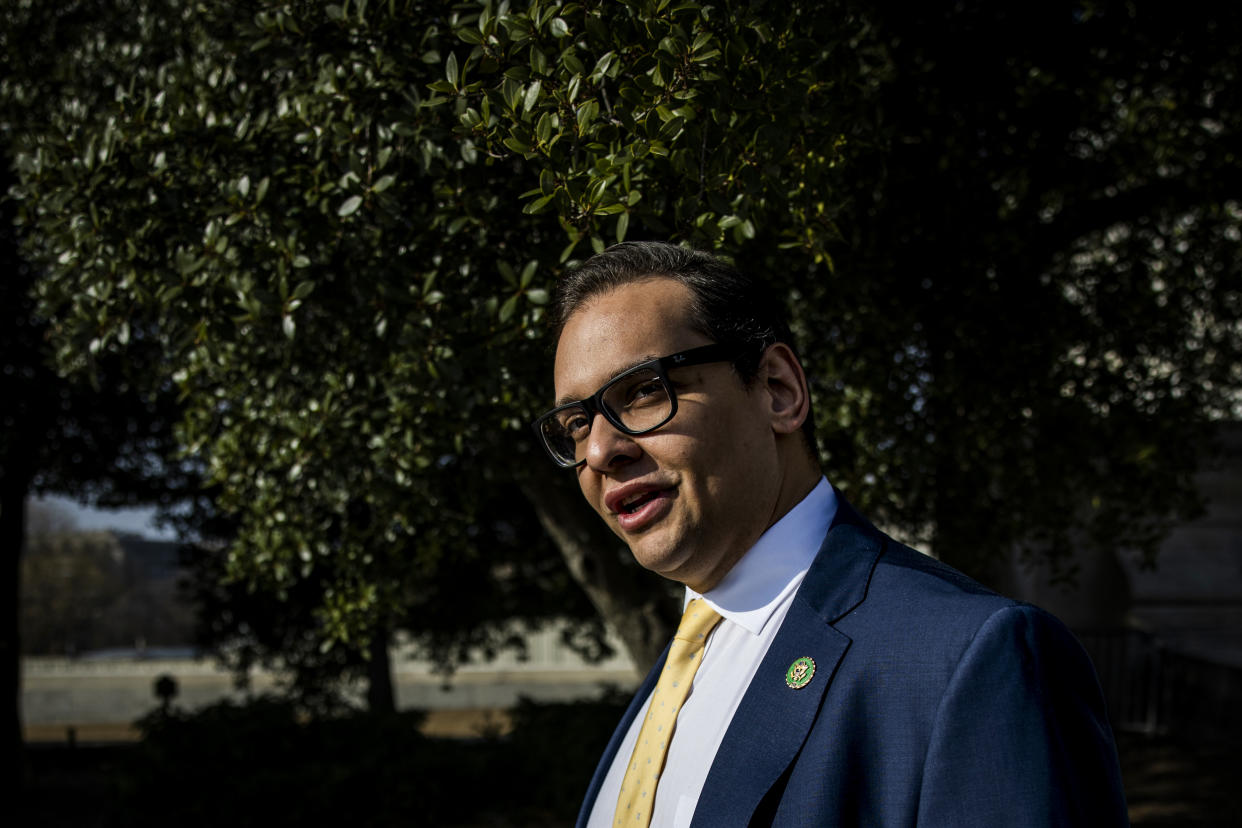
[21,530,195,656]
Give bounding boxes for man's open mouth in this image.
[619,491,660,514]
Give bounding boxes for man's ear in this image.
[756,343,811,436]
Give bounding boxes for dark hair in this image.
[551,241,819,457]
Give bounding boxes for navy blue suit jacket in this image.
[577,501,1128,826]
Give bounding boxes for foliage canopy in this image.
[5,0,1239,669]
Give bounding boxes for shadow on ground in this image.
[16,701,1240,826]
[1118,731,1242,826]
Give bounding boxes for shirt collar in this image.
[686,477,837,636]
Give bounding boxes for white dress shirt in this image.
[587,478,837,828]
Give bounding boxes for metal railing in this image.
[1076,629,1242,741]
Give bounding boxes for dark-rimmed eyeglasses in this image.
[531,343,737,468]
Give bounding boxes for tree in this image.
[794,1,1242,589]
[0,1,201,783]
[6,0,1239,705]
[1,152,188,783]
[6,0,868,675]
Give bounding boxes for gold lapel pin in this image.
[785,656,816,689]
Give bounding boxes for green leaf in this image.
[338,195,364,216]
[503,136,531,154]
[535,111,553,144]
[446,52,459,87]
[522,80,542,114]
[585,177,608,205]
[523,193,555,214]
[519,260,538,288]
[530,46,549,75]
[502,77,523,111]
[576,99,599,132]
[498,294,519,323]
[590,51,616,82]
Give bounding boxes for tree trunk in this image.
[522,469,678,674]
[1,462,29,801]
[365,629,395,715]
[994,540,1134,630]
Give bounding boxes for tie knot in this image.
[674,598,723,644]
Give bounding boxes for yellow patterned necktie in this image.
[614,598,723,827]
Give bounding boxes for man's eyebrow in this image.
[553,353,662,407]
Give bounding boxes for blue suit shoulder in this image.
[862,536,1025,628]
[826,518,1099,694]
[805,504,1018,628]
[782,507,1129,826]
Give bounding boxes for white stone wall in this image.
[21,625,640,731]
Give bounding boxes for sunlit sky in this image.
[29,494,176,540]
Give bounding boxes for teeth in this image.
[621,491,654,513]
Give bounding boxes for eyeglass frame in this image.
[531,342,740,468]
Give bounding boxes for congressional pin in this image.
[785,656,816,689]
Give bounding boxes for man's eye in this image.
[563,415,590,438]
[627,380,664,404]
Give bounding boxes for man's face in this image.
[552,277,787,592]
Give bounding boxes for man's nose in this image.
[583,412,641,471]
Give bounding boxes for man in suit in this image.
[531,241,1128,826]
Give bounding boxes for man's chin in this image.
[629,541,697,584]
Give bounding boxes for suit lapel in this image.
[690,600,851,825]
[691,498,886,826]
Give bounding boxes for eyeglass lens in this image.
[542,367,673,465]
